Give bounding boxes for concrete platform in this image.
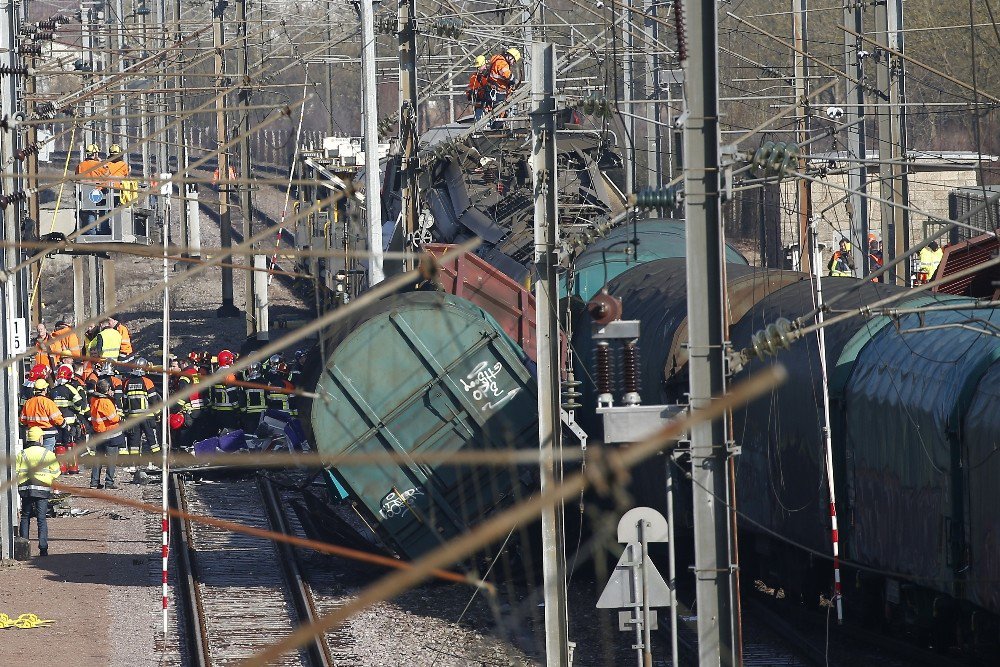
[0,470,162,666]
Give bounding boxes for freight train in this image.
[293,123,1000,652]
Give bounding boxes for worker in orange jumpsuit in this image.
[49,320,82,360]
[88,378,122,489]
[20,379,64,452]
[485,48,521,127]
[106,144,130,219]
[77,144,110,235]
[466,55,490,121]
[32,323,56,370]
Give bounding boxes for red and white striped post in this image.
[810,220,844,623]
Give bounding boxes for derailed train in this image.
[294,124,1000,649]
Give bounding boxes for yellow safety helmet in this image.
[26,426,44,443]
[505,47,521,62]
[85,143,100,154]
[108,143,123,156]
[33,378,48,391]
[474,55,487,68]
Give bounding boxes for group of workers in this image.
[17,316,306,555]
[465,47,522,125]
[76,143,135,233]
[827,235,944,283]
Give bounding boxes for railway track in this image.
[170,474,335,666]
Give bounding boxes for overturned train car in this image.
[572,257,1000,648]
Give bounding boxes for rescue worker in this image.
[177,355,204,437]
[466,55,490,121]
[21,363,49,410]
[122,358,161,459]
[485,48,521,126]
[868,234,883,283]
[88,378,121,489]
[107,315,133,361]
[51,365,87,473]
[208,349,242,432]
[240,362,268,432]
[827,237,856,277]
[917,241,944,284]
[265,361,297,416]
[49,319,82,359]
[96,361,124,408]
[76,144,110,235]
[20,379,64,452]
[33,323,57,370]
[87,319,123,362]
[16,426,61,556]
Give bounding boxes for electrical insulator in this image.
[751,141,799,177]
[561,372,583,411]
[632,186,680,211]
[749,317,794,360]
[673,0,688,62]
[15,143,39,161]
[0,190,28,208]
[35,31,54,41]
[0,65,30,76]
[595,342,613,407]
[622,341,640,406]
[18,43,42,56]
[34,102,55,117]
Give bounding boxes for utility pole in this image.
[397,0,418,272]
[214,0,239,316]
[792,0,811,274]
[359,0,383,285]
[173,0,196,260]
[683,0,737,663]
[532,42,570,667]
[622,0,635,197]
[24,46,41,324]
[324,7,336,132]
[0,0,22,561]
[873,0,909,285]
[843,0,868,275]
[236,0,260,337]
[644,0,662,192]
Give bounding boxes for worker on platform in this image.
[106,144,137,207]
[107,315,134,362]
[917,241,944,284]
[239,362,268,433]
[51,364,87,474]
[20,379,64,452]
[77,144,110,235]
[827,237,856,278]
[87,319,123,362]
[49,319,82,360]
[485,48,521,127]
[123,358,161,461]
[88,378,121,489]
[16,426,61,556]
[466,55,490,121]
[208,349,242,432]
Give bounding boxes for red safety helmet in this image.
[217,349,235,366]
[169,413,186,431]
[56,365,74,381]
[275,361,290,375]
[28,364,48,381]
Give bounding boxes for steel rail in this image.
[258,476,334,667]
